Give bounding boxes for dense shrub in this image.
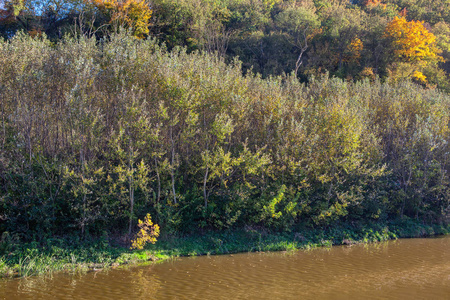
[0,32,449,239]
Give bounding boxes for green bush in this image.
[0,32,449,241]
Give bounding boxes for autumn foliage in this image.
[1,0,450,90]
[131,214,160,250]
[384,16,442,63]
[345,37,363,63]
[89,0,152,38]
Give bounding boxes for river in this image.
[1,236,449,299]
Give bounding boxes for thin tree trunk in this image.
[81,193,86,236]
[294,47,306,77]
[128,176,134,236]
[1,96,5,149]
[293,29,309,77]
[170,127,177,204]
[81,148,86,236]
[155,156,161,203]
[203,165,209,209]
[128,145,135,236]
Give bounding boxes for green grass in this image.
[1,219,448,278]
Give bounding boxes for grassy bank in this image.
[1,219,448,279]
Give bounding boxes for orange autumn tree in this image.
[384,16,443,83]
[90,0,152,39]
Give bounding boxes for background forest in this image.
[1,0,450,242]
[2,0,450,89]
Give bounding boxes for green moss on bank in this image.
[1,220,448,279]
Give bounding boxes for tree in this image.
[384,16,443,83]
[304,3,367,78]
[345,37,363,63]
[384,16,442,63]
[89,0,152,38]
[274,5,320,77]
[1,0,25,16]
[0,0,29,38]
[130,213,160,250]
[0,1,91,39]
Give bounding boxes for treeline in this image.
[148,0,450,89]
[0,33,449,239]
[2,0,450,90]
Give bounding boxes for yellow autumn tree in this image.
[90,0,152,39]
[384,16,442,63]
[384,16,443,83]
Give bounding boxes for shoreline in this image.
[1,220,448,279]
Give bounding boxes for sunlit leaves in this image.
[384,16,442,63]
[412,70,427,83]
[130,213,160,249]
[345,37,363,63]
[1,32,449,238]
[2,0,25,17]
[384,16,445,84]
[89,0,152,38]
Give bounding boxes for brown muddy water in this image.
[1,236,449,299]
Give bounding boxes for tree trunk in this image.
[155,156,161,203]
[170,127,177,204]
[128,145,135,236]
[128,176,134,236]
[203,165,209,209]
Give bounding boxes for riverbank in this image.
[1,220,448,279]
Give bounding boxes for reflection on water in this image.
[1,236,449,299]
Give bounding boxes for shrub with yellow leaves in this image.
[412,70,427,84]
[130,214,160,250]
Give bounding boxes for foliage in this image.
[0,32,449,242]
[383,16,445,84]
[89,0,152,38]
[2,0,26,17]
[1,0,450,89]
[130,213,160,250]
[274,3,321,76]
[384,16,442,63]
